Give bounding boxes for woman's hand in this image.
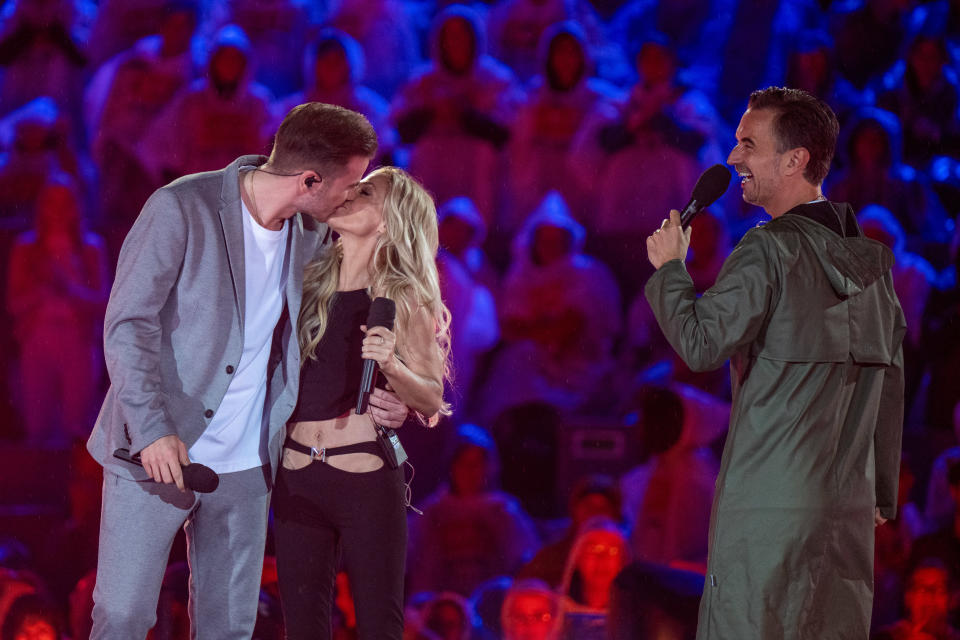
[361,324,398,375]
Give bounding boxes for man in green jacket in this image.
[645,87,906,639]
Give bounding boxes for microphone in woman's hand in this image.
[357,297,396,415]
[113,448,220,493]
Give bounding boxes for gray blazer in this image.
[88,155,328,480]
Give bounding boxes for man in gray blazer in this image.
[87,103,408,639]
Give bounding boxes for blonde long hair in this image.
[298,166,452,415]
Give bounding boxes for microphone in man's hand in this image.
[357,297,396,415]
[112,448,220,493]
[679,164,732,228]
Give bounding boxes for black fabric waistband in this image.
[284,437,384,461]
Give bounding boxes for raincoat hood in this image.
[775,204,894,300]
[199,23,252,74]
[429,5,487,72]
[858,203,906,254]
[511,190,586,262]
[840,106,905,169]
[536,20,592,92]
[439,196,487,245]
[302,28,366,91]
[0,96,60,150]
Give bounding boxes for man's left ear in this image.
[784,147,810,177]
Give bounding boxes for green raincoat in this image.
[645,203,906,640]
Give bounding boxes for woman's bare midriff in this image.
[283,411,384,472]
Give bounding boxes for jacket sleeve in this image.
[644,229,778,372]
[874,302,907,520]
[103,187,187,454]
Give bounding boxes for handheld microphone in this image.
[679,164,732,228]
[112,448,220,493]
[356,297,397,415]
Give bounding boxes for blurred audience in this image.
[478,192,621,420]
[138,23,273,182]
[206,0,311,97]
[830,107,951,242]
[500,579,561,640]
[518,474,622,588]
[503,21,618,229]
[408,424,539,596]
[924,402,960,532]
[0,0,88,125]
[327,0,420,99]
[278,29,394,165]
[419,592,474,640]
[84,1,198,255]
[874,456,927,630]
[557,516,629,639]
[0,1,957,636]
[619,384,719,569]
[436,197,499,415]
[0,98,90,230]
[872,560,960,640]
[5,177,108,445]
[391,5,520,226]
[878,33,960,168]
[607,561,702,640]
[859,204,938,409]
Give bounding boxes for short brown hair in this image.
[748,87,839,185]
[268,102,377,174]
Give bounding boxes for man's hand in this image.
[139,435,190,491]
[875,508,888,527]
[646,209,691,270]
[368,388,409,429]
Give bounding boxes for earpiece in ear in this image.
[305,177,319,188]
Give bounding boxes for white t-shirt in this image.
[189,198,289,473]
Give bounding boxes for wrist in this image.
[381,353,402,377]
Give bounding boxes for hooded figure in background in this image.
[487,0,627,85]
[390,5,521,228]
[619,383,724,571]
[277,29,395,164]
[138,24,273,182]
[0,97,92,229]
[477,192,621,422]
[557,516,630,639]
[408,423,539,598]
[205,0,311,97]
[826,106,951,244]
[0,0,89,124]
[83,2,198,256]
[326,0,420,100]
[436,198,499,415]
[858,204,936,416]
[503,22,619,231]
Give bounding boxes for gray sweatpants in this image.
[91,465,271,640]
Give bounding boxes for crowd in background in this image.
[0,0,959,638]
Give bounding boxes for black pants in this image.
[273,451,407,640]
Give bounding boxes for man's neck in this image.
[765,182,823,219]
[241,169,295,231]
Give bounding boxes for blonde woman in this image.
[273,166,451,639]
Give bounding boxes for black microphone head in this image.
[691,164,732,209]
[366,297,396,331]
[182,463,219,493]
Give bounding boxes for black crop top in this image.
[290,289,390,422]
